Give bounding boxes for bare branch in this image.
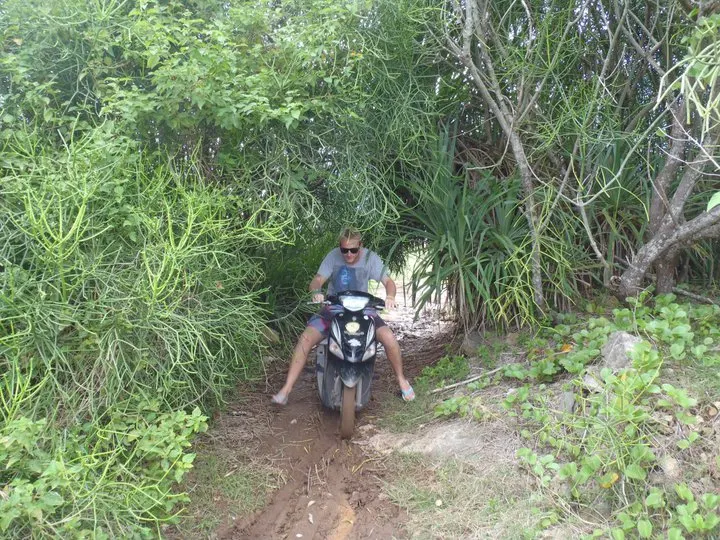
[649,101,688,234]
[668,130,720,218]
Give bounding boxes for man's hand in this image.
[312,293,325,303]
[385,296,396,310]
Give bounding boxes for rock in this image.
[582,331,647,392]
[582,368,604,393]
[560,391,576,413]
[601,331,644,370]
[658,455,681,481]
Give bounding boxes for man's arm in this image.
[310,274,328,302]
[381,275,397,309]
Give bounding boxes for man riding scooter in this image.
[271,227,415,405]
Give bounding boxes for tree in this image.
[615,4,720,296]
[432,0,720,306]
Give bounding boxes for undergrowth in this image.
[430,292,720,538]
[0,130,279,537]
[378,353,471,432]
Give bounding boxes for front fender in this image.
[340,361,373,388]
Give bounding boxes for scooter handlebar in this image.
[307,292,386,309]
[325,290,386,309]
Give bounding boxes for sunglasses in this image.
[340,247,360,254]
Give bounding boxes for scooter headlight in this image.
[329,340,343,357]
[361,343,376,361]
[365,321,375,349]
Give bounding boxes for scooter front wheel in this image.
[340,384,356,439]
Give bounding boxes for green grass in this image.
[383,453,560,539]
[378,354,470,432]
[378,391,436,433]
[174,450,280,538]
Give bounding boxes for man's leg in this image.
[376,326,414,399]
[273,326,324,404]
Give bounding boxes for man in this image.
[272,227,415,404]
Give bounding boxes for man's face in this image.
[339,237,362,264]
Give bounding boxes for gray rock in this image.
[582,331,646,392]
[582,368,604,393]
[600,331,644,370]
[560,391,577,413]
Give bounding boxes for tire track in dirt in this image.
[224,306,456,540]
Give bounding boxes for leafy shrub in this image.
[503,294,720,537]
[398,132,585,330]
[415,355,470,391]
[0,402,207,537]
[0,129,282,535]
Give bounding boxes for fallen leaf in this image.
[307,500,316,507]
[600,472,620,488]
[308,513,314,524]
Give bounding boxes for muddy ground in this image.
[199,302,457,540]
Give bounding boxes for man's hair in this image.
[338,226,362,243]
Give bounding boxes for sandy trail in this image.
[223,305,454,540]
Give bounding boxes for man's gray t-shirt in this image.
[317,248,388,295]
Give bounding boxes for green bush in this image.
[503,293,720,537]
[0,129,282,535]
[398,132,585,330]
[0,399,207,537]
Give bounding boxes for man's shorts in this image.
[307,306,387,338]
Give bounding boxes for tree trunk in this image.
[617,206,720,298]
[655,247,680,294]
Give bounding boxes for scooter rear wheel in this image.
[340,384,356,439]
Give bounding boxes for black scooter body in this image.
[315,291,382,411]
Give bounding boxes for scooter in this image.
[314,290,384,439]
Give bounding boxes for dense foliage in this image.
[0,0,446,534]
[1,0,719,535]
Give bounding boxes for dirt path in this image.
[221,305,455,540]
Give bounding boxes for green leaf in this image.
[708,192,720,212]
[670,342,685,359]
[637,519,652,538]
[645,491,664,508]
[40,491,64,507]
[624,463,647,481]
[676,412,698,425]
[667,527,684,540]
[675,483,694,502]
[703,493,720,510]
